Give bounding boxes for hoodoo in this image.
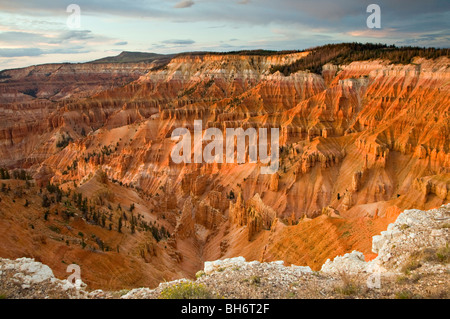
[0,44,448,292]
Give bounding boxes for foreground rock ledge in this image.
[1,204,449,299]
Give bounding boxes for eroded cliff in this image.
[0,48,448,289]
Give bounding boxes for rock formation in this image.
[1,204,448,299]
[0,47,449,290]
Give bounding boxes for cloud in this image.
[0,0,165,18]
[162,39,195,45]
[0,30,96,45]
[52,30,94,43]
[0,48,44,57]
[0,31,42,44]
[0,26,116,60]
[0,0,449,69]
[174,0,195,9]
[207,25,226,29]
[1,0,448,32]
[148,39,196,51]
[0,46,88,58]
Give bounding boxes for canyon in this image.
[0,47,448,290]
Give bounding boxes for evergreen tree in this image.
[42,194,51,208]
[118,216,123,233]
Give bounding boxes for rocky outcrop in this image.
[413,175,450,200]
[269,172,279,192]
[321,204,450,274]
[321,206,341,218]
[203,256,312,275]
[174,198,196,240]
[1,204,448,299]
[195,200,224,230]
[0,257,88,298]
[229,193,276,240]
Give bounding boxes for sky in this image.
[0,0,449,70]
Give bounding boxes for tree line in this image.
[269,42,450,76]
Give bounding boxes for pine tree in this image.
[42,194,51,208]
[118,216,123,233]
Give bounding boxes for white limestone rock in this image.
[204,256,246,274]
[321,250,368,274]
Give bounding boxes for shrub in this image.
[93,188,114,205]
[48,225,61,233]
[13,170,31,180]
[98,170,108,184]
[401,258,422,275]
[42,194,51,208]
[436,244,450,263]
[396,290,415,299]
[396,273,421,284]
[56,134,73,149]
[247,275,261,285]
[0,168,10,179]
[399,224,410,231]
[46,183,59,193]
[159,282,218,299]
[402,245,449,273]
[334,271,360,296]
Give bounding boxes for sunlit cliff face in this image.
[0,51,448,289]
